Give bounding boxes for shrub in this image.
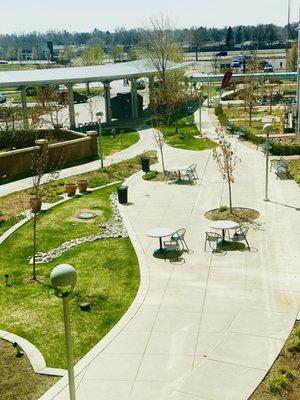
[218,205,228,212]
[287,336,300,352]
[143,171,158,180]
[271,141,300,156]
[268,373,291,394]
[215,104,223,116]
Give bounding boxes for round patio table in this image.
[169,166,188,182]
[210,220,239,242]
[146,227,175,254]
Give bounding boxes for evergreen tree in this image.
[226,27,234,49]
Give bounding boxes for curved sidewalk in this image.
[42,109,300,400]
[0,124,156,197]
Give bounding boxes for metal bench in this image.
[270,156,289,177]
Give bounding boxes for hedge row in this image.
[215,104,228,126]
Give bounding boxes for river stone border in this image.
[29,193,128,264]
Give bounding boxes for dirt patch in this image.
[204,207,260,225]
[0,339,58,400]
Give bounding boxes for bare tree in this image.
[212,125,239,213]
[29,138,61,281]
[152,128,166,177]
[140,16,177,89]
[33,86,68,129]
[189,26,207,61]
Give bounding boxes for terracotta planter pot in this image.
[65,183,77,197]
[77,180,88,193]
[29,195,42,213]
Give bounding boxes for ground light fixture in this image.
[50,264,77,400]
[96,111,104,169]
[263,123,273,202]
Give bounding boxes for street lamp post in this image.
[263,123,273,202]
[50,264,77,400]
[198,90,202,135]
[96,111,104,169]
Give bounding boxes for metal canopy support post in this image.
[20,86,29,128]
[67,83,76,130]
[131,78,138,119]
[103,81,112,125]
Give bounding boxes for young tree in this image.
[152,129,166,177]
[45,48,52,64]
[6,47,16,63]
[29,139,61,281]
[212,125,239,213]
[110,44,124,62]
[127,45,140,61]
[82,44,103,66]
[33,86,68,129]
[31,46,38,63]
[17,48,23,64]
[287,41,297,71]
[59,45,74,65]
[241,51,259,125]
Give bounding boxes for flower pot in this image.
[77,180,88,193]
[29,195,42,213]
[65,183,77,197]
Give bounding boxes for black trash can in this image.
[140,156,150,172]
[117,186,128,204]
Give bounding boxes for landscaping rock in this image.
[30,194,128,264]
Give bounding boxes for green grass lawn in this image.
[0,151,157,222]
[0,184,140,368]
[160,116,217,151]
[75,87,104,97]
[100,129,139,156]
[288,159,300,184]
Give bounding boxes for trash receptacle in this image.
[117,186,128,204]
[140,156,150,172]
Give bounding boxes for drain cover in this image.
[77,212,97,220]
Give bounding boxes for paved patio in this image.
[30,108,300,399]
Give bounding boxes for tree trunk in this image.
[228,180,233,214]
[249,104,252,127]
[196,47,199,61]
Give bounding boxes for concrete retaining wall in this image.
[0,130,98,179]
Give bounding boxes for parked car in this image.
[0,92,7,103]
[216,51,228,57]
[58,91,88,105]
[231,59,240,68]
[264,63,274,73]
[260,60,269,69]
[136,79,146,90]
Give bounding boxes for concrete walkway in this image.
[0,125,156,197]
[38,106,300,400]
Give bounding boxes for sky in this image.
[1,0,299,34]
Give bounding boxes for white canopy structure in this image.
[0,59,191,128]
